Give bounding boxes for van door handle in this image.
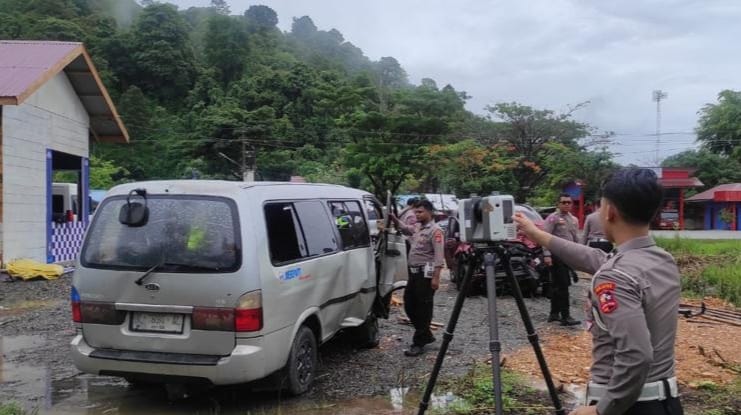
[385,249,401,257]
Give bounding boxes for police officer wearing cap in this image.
[582,200,613,253]
[514,168,683,415]
[543,193,581,326]
[392,199,445,357]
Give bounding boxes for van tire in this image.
[286,326,317,395]
[350,315,379,349]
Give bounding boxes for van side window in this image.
[329,201,370,250]
[264,203,308,263]
[294,201,338,256]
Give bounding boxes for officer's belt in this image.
[586,376,678,403]
[409,265,425,273]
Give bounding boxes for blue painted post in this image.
[704,203,712,230]
[81,157,89,225]
[46,149,54,263]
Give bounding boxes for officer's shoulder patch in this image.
[594,282,616,295]
[597,289,618,314]
[595,280,618,314]
[433,229,443,243]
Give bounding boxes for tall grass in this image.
[655,237,741,256]
[656,237,741,305]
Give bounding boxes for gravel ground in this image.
[0,272,586,414]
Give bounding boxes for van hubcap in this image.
[296,341,313,384]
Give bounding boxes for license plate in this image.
[130,312,184,334]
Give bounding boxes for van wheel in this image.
[286,326,317,395]
[350,315,379,349]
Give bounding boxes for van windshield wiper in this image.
[134,260,164,286]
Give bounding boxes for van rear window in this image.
[81,196,240,273]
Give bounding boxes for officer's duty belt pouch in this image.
[586,376,679,404]
[424,263,434,279]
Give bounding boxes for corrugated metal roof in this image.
[0,40,128,143]
[0,40,81,99]
[687,183,741,202]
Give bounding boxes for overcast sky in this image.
[168,0,741,165]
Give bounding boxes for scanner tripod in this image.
[417,242,565,415]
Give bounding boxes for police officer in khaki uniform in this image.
[514,168,683,415]
[543,193,581,326]
[582,200,613,253]
[392,199,445,357]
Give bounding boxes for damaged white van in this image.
[70,181,407,394]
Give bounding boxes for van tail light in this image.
[71,287,125,325]
[71,286,82,323]
[235,290,262,332]
[81,302,126,325]
[192,307,235,331]
[191,290,262,332]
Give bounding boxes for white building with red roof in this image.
[0,40,128,264]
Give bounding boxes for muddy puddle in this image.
[1,333,461,415]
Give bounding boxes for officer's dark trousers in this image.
[404,269,435,346]
[550,257,573,319]
[590,397,683,415]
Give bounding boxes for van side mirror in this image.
[119,189,149,227]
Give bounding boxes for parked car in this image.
[70,181,408,396]
[444,204,548,297]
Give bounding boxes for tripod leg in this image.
[502,250,566,415]
[417,254,476,415]
[484,252,504,415]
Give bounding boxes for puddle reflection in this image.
[2,334,462,415]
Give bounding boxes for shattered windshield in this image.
[81,196,241,273]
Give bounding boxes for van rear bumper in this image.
[70,334,266,385]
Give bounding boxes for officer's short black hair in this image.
[416,199,434,213]
[601,168,663,225]
[406,197,420,207]
[558,193,572,200]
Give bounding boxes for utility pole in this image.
[652,90,668,165]
[240,131,255,182]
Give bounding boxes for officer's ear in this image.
[603,200,618,223]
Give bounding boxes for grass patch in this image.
[656,237,741,305]
[0,402,36,415]
[436,365,552,414]
[683,377,741,415]
[655,237,741,256]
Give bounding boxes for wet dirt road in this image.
[1,273,584,414]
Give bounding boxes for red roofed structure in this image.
[646,167,704,230]
[687,183,741,231]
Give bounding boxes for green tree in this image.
[428,140,517,197]
[697,90,741,158]
[244,5,278,30]
[128,3,197,102]
[89,155,129,188]
[203,14,248,85]
[210,0,229,15]
[27,17,86,41]
[343,83,468,199]
[485,102,591,201]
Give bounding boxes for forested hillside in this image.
[0,0,616,202]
